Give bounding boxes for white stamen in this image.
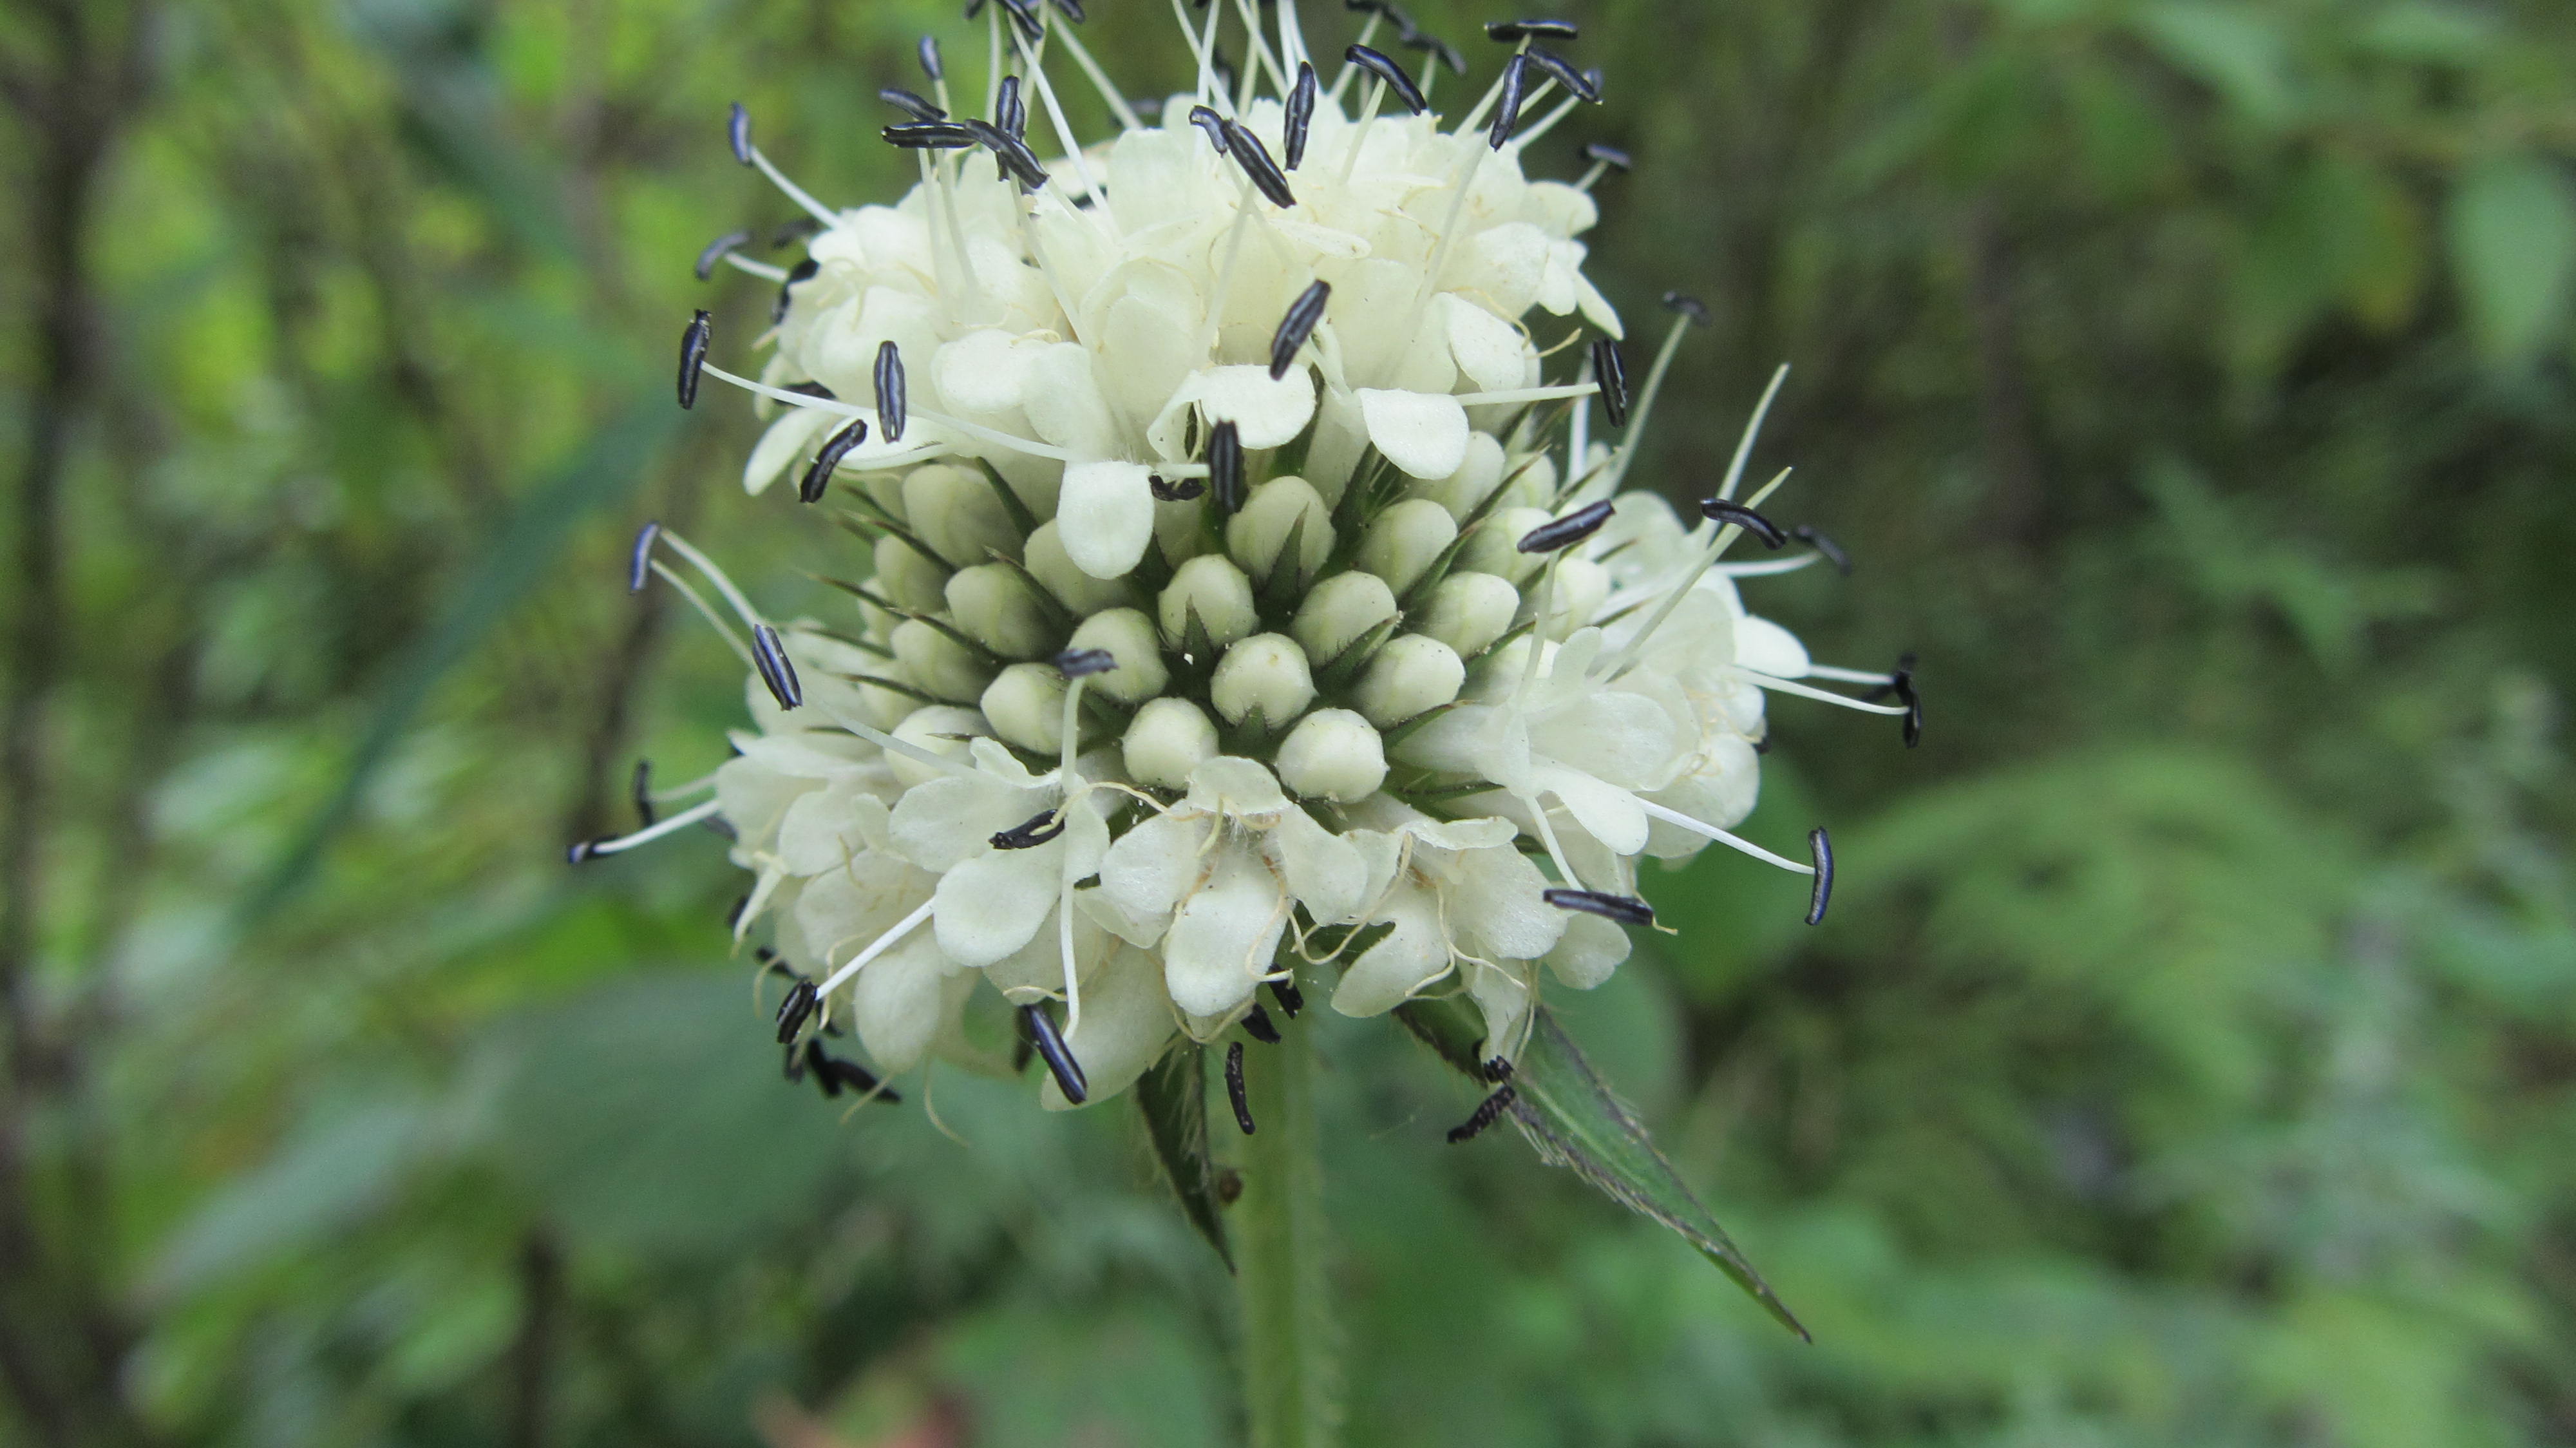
[723,254,790,282]
[582,797,725,856]
[1637,799,1816,874]
[1009,22,1114,236]
[1452,383,1599,407]
[1596,467,1794,678]
[1326,13,1383,103]
[1739,672,1911,715]
[1513,89,1581,148]
[654,528,766,630]
[750,148,840,227]
[1714,363,1790,505]
[1805,663,1898,685]
[1050,21,1145,130]
[817,899,937,996]
[1193,176,1262,361]
[699,362,1074,462]
[648,561,757,668]
[1573,159,1611,193]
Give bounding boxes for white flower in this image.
[575,8,1916,1110]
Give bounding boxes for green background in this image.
[4,0,2573,1443]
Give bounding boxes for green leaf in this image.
[1396,995,1806,1338]
[2446,155,2576,367]
[2136,3,2297,127]
[1135,1043,1233,1270]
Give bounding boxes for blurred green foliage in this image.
[2,0,2572,1443]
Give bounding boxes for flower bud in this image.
[1225,476,1334,582]
[1123,697,1219,789]
[902,463,1021,566]
[1412,430,1506,522]
[1291,571,1399,665]
[1419,571,1521,660]
[980,662,1068,754]
[1158,555,1258,650]
[1275,708,1388,801]
[889,704,990,789]
[1356,499,1459,596]
[1025,520,1136,616]
[892,616,996,703]
[1210,633,1314,727]
[1536,557,1609,639]
[945,564,1056,659]
[1455,506,1553,582]
[1066,607,1168,704]
[1495,450,1557,512]
[874,534,950,613]
[1354,634,1464,727]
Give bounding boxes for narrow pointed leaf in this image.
[1136,1043,1233,1270]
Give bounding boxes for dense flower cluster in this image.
[592,2,1915,1114]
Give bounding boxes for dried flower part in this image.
[594,0,1914,1112]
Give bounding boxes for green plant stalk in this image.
[1235,1018,1340,1448]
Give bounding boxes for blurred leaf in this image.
[2136,2,2298,126]
[933,1302,1227,1447]
[243,395,676,921]
[149,1096,434,1293]
[2358,0,2499,64]
[1135,1043,1233,1270]
[471,970,858,1257]
[2446,154,2576,367]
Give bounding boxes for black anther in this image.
[1481,1056,1515,1083]
[1446,1085,1517,1142]
[1242,1004,1281,1044]
[1591,338,1628,427]
[994,0,1045,42]
[1484,17,1577,39]
[1054,647,1117,679]
[1270,280,1331,380]
[1285,61,1318,169]
[775,978,819,1043]
[1186,104,1230,155]
[1583,142,1632,171]
[1661,291,1711,325]
[1517,499,1614,553]
[1226,124,1297,208]
[1790,524,1850,575]
[996,75,1025,142]
[728,102,753,164]
[1343,45,1428,115]
[786,380,838,400]
[990,809,1069,850]
[1226,1041,1255,1134]
[1050,0,1086,21]
[799,419,869,504]
[919,35,945,82]
[751,624,804,710]
[882,120,980,149]
[677,310,711,408]
[880,87,947,121]
[806,1040,902,1101]
[1023,1003,1089,1103]
[630,759,656,828]
[962,119,1048,188]
[1806,827,1834,926]
[1542,888,1654,925]
[774,257,819,324]
[1150,475,1206,502]
[629,520,661,593]
[1524,48,1599,102]
[874,341,908,443]
[694,229,753,281]
[1207,421,1245,514]
[1488,53,1530,149]
[1699,498,1788,548]
[1269,976,1303,1018]
[565,839,601,864]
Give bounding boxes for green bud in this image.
[1495,450,1557,512]
[1066,607,1168,705]
[1535,557,1609,640]
[875,534,950,613]
[1275,708,1388,802]
[1354,634,1464,727]
[1411,430,1507,522]
[1123,697,1220,789]
[945,564,1056,659]
[1024,520,1137,616]
[1418,571,1521,660]
[980,662,1068,754]
[902,462,1021,566]
[891,616,996,703]
[1224,476,1334,582]
[889,704,990,789]
[1210,633,1315,727]
[1356,498,1459,596]
[1291,571,1399,665]
[1455,506,1553,582]
[1157,555,1258,650]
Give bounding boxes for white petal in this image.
[1445,845,1564,962]
[743,407,836,496]
[1544,912,1630,990]
[1441,295,1529,393]
[930,848,1057,967]
[848,929,961,1074]
[1057,460,1157,579]
[1196,364,1318,450]
[1329,890,1451,1016]
[1357,388,1472,480]
[1098,811,1212,922]
[1041,946,1178,1109]
[1021,342,1119,458]
[889,774,1029,872]
[1534,763,1651,856]
[1269,808,1368,923]
[1161,847,1284,1018]
[1733,615,1813,678]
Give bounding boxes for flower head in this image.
[587,3,1919,1114]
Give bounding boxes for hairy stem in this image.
[1233,1017,1340,1448]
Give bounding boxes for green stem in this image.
[1234,1018,1340,1448]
